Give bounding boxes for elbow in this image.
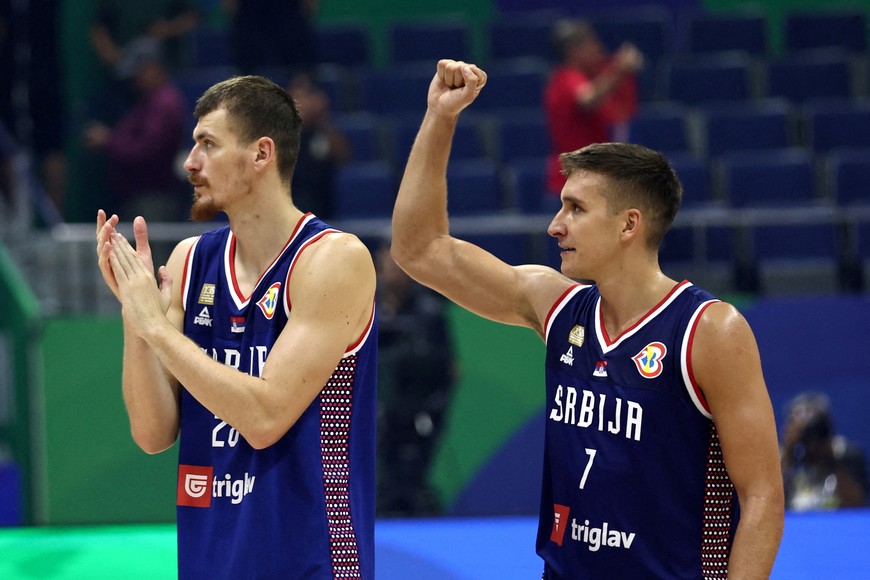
[132,430,177,455]
[241,418,294,451]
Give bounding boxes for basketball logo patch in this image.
[256,282,282,320]
[632,342,667,379]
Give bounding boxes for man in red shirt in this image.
[544,19,643,193]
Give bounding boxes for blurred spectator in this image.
[287,72,350,219]
[543,19,642,194]
[781,392,868,510]
[83,39,188,221]
[222,0,317,75]
[1,0,66,219]
[375,244,457,517]
[87,0,198,125]
[90,0,198,77]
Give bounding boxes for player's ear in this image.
[621,208,642,239]
[253,136,275,168]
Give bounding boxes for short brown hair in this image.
[194,75,303,186]
[559,142,682,249]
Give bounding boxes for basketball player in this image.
[391,60,783,578]
[95,75,377,578]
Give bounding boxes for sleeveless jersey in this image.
[538,280,737,579]
[176,214,377,579]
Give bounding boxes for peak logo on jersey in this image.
[560,346,575,366]
[551,504,571,546]
[256,282,281,320]
[178,464,213,508]
[568,325,585,347]
[198,283,215,305]
[631,342,667,379]
[194,306,212,327]
[593,360,608,378]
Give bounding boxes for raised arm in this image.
[391,59,572,336]
[692,302,785,578]
[108,229,375,450]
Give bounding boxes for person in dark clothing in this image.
[223,0,317,75]
[375,244,457,516]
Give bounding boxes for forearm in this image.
[392,110,457,267]
[728,493,784,578]
[141,321,284,449]
[121,323,180,453]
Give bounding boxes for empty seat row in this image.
[186,8,868,71]
[178,49,868,121]
[330,144,870,223]
[629,98,870,159]
[326,98,870,175]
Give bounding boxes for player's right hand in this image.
[427,59,488,118]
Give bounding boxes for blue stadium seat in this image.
[668,153,713,208]
[463,233,533,265]
[590,7,673,66]
[701,99,793,158]
[494,110,549,164]
[784,9,867,53]
[749,222,843,294]
[316,23,370,67]
[446,159,503,215]
[473,59,548,112]
[683,10,768,55]
[333,161,396,219]
[488,11,562,63]
[504,157,559,214]
[826,149,870,206]
[805,100,870,154]
[332,114,382,162]
[659,226,696,263]
[858,223,870,261]
[173,66,240,133]
[660,52,756,104]
[387,114,487,166]
[358,65,434,115]
[767,50,854,104]
[751,222,839,262]
[628,102,693,157]
[389,19,470,64]
[187,27,233,68]
[719,149,816,208]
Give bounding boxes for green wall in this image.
[431,306,544,508]
[38,317,176,525]
[30,302,541,525]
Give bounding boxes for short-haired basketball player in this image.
[96,75,377,579]
[391,59,784,578]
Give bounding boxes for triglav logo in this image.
[178,465,213,508]
[177,464,256,508]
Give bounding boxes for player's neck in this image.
[227,196,304,281]
[597,269,679,337]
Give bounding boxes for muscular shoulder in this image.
[694,301,754,350]
[291,232,376,297]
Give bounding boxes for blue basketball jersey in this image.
[175,214,377,579]
[538,280,736,579]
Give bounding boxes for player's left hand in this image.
[108,229,174,337]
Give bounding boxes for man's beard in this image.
[190,194,220,222]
